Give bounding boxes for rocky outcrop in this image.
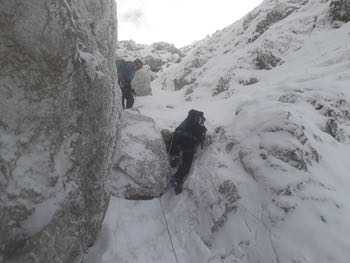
[212,76,232,96]
[116,40,183,73]
[253,49,284,70]
[329,0,350,23]
[308,93,350,143]
[233,97,323,175]
[0,1,119,262]
[249,2,298,42]
[109,112,171,200]
[144,55,165,72]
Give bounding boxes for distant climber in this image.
[164,109,207,195]
[116,58,143,109]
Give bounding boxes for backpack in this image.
[175,109,207,148]
[116,59,135,84]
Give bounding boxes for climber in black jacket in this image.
[116,58,143,109]
[169,109,207,194]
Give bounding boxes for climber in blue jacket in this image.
[116,58,143,109]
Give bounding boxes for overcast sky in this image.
[116,0,263,47]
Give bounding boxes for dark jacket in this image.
[174,110,207,150]
[116,60,137,85]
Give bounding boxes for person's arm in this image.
[195,126,207,149]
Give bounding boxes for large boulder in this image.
[0,1,119,262]
[132,66,152,96]
[109,112,171,200]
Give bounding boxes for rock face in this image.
[153,0,332,94]
[329,0,350,23]
[0,1,119,262]
[109,112,171,200]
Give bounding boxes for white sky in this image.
[116,0,263,47]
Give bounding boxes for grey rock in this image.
[278,93,301,104]
[308,94,350,142]
[212,76,232,96]
[132,67,152,96]
[116,41,183,73]
[109,112,171,200]
[236,107,320,178]
[238,77,259,86]
[151,42,183,57]
[243,10,261,31]
[144,55,164,72]
[185,87,194,96]
[329,0,350,23]
[253,49,284,70]
[325,119,339,139]
[0,0,119,262]
[249,3,298,42]
[118,40,143,51]
[256,8,295,34]
[173,73,195,91]
[211,180,240,233]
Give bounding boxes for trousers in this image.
[120,82,134,109]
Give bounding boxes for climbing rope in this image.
[159,197,180,263]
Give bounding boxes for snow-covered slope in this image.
[85,0,350,262]
[154,0,348,95]
[116,40,184,73]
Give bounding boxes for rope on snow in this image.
[159,197,180,263]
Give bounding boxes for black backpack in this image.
[175,109,207,146]
[116,59,127,79]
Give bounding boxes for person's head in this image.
[188,109,206,126]
[134,59,143,71]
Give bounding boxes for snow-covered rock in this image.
[116,40,184,73]
[109,111,171,200]
[153,0,335,96]
[132,66,152,96]
[329,0,350,23]
[0,1,118,262]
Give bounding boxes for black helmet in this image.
[134,58,143,68]
[188,109,205,125]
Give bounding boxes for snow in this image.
[84,197,177,263]
[85,0,350,262]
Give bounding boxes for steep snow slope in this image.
[154,0,346,95]
[85,0,350,262]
